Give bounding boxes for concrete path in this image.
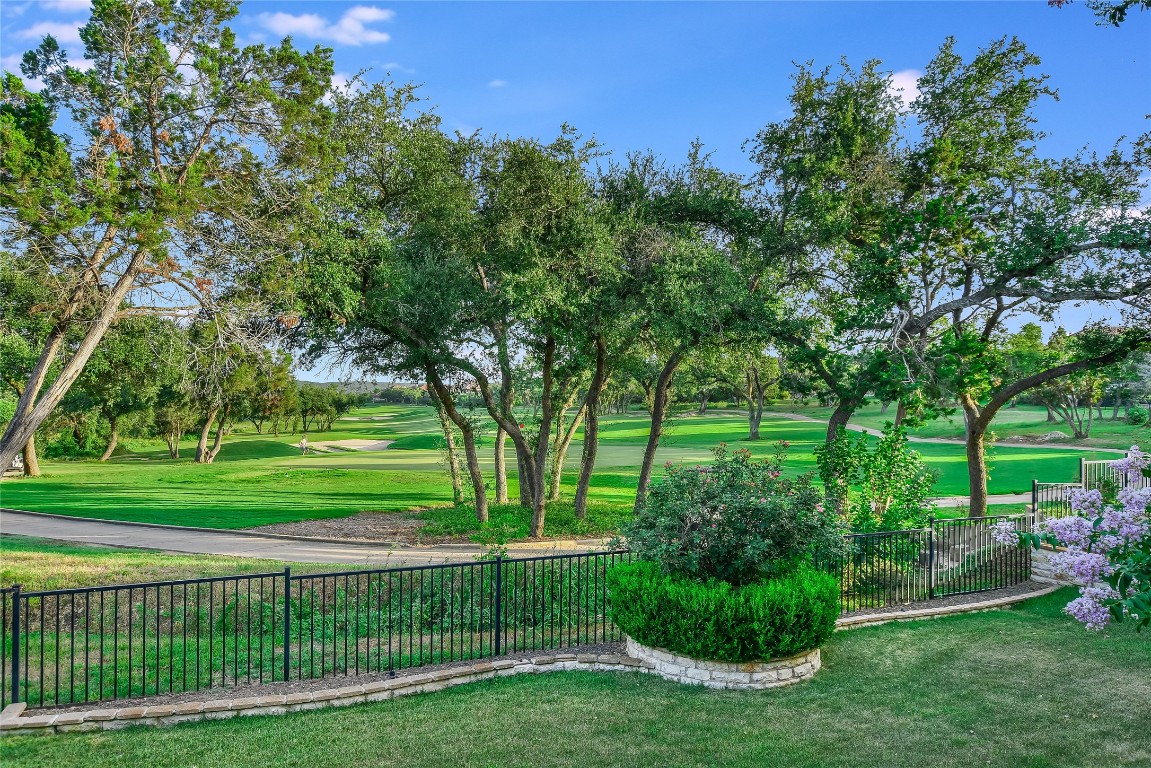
[932,493,1031,508]
[0,510,606,567]
[765,410,1125,453]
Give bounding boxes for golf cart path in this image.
[0,509,605,567]
[765,410,1126,453]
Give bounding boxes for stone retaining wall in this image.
[0,584,1056,736]
[625,638,819,690]
[0,652,654,736]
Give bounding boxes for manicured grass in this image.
[3,589,1148,768]
[0,405,1115,530]
[769,402,1149,452]
[0,536,346,591]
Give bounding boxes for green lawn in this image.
[0,405,1117,530]
[768,402,1149,452]
[0,535,355,591]
[3,588,1148,768]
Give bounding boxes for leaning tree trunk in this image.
[574,337,607,519]
[548,403,587,502]
[22,435,40,477]
[433,392,464,505]
[894,399,908,428]
[634,347,686,514]
[203,405,231,464]
[165,432,180,459]
[425,366,488,523]
[0,244,143,471]
[494,426,508,503]
[195,407,219,464]
[99,416,119,462]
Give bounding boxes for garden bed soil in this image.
[249,512,460,545]
[248,512,608,546]
[839,580,1049,621]
[43,642,628,714]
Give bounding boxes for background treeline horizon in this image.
[2,1,1150,538]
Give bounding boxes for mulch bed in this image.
[839,580,1051,620]
[249,512,462,545]
[43,642,629,714]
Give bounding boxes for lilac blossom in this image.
[1026,448,1150,630]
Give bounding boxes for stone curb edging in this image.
[627,638,820,690]
[0,653,656,736]
[0,587,1059,736]
[835,585,1059,629]
[0,508,610,553]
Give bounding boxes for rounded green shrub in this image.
[621,444,846,585]
[607,560,839,663]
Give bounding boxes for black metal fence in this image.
[816,514,1031,613]
[1032,454,1151,520]
[3,516,1033,710]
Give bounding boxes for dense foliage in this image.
[607,560,839,662]
[619,445,846,585]
[814,423,938,531]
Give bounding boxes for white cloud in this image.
[382,61,416,74]
[887,69,921,108]
[258,6,393,46]
[488,79,507,88]
[40,0,90,12]
[17,19,84,44]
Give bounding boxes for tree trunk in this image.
[99,417,119,462]
[195,407,219,463]
[698,393,709,414]
[894,399,908,428]
[494,426,508,503]
[165,432,180,459]
[0,244,142,471]
[634,347,686,514]
[22,435,40,477]
[825,402,854,444]
[529,339,557,538]
[425,365,487,523]
[432,390,464,505]
[961,395,991,518]
[203,405,230,464]
[746,367,765,440]
[575,337,607,519]
[1045,405,1057,423]
[879,401,890,415]
[516,445,532,508]
[548,402,586,502]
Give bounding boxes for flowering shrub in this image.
[620,444,846,585]
[993,445,1151,631]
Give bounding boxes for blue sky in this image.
[3,1,1148,172]
[2,1,1148,379]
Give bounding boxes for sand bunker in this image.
[305,439,394,452]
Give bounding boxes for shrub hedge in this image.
[607,560,839,663]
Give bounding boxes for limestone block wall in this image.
[625,637,820,690]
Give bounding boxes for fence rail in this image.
[1032,454,1149,520]
[3,516,1033,710]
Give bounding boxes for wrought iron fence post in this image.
[493,556,503,657]
[927,519,935,601]
[9,584,19,704]
[1031,479,1038,515]
[282,567,291,683]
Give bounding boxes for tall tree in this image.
[0,0,332,471]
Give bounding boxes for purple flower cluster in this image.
[1110,445,1150,485]
[1064,586,1120,631]
[1037,447,1151,630]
